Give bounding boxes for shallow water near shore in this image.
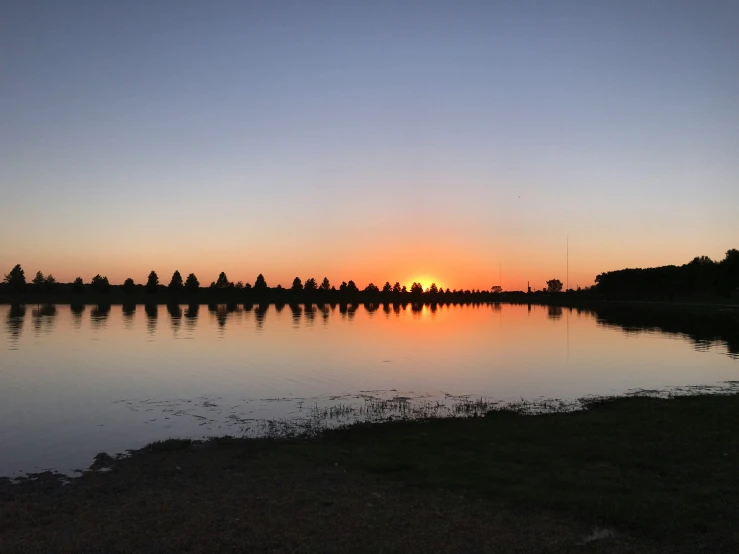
[1,302,737,476]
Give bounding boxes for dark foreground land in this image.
[2,394,739,553]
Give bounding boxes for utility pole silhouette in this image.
[566,234,569,292]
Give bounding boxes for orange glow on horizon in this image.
[405,276,446,292]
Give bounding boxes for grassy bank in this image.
[2,394,739,552]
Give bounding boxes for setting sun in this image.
[406,276,445,292]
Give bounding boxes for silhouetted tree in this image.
[401,285,408,293]
[4,264,26,293]
[254,274,268,291]
[429,283,438,295]
[215,272,231,289]
[339,281,348,291]
[491,285,502,294]
[184,273,200,294]
[90,274,111,294]
[546,279,563,293]
[304,278,318,291]
[72,277,84,294]
[382,282,392,293]
[410,282,424,295]
[44,274,57,293]
[244,282,252,290]
[32,271,46,286]
[169,270,184,291]
[235,281,244,289]
[291,277,303,291]
[320,277,331,291]
[346,280,359,293]
[146,271,159,294]
[393,282,401,293]
[364,283,379,293]
[123,278,135,295]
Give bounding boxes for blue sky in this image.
[2,1,737,289]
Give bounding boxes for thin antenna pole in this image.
[499,262,502,292]
[566,234,569,292]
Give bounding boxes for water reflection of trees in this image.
[5,304,26,349]
[317,303,329,324]
[185,304,199,331]
[590,306,739,358]
[208,304,233,329]
[70,304,85,329]
[91,304,111,330]
[547,305,563,320]
[32,304,57,336]
[145,304,158,336]
[289,303,302,327]
[254,303,268,328]
[304,303,315,324]
[6,302,734,360]
[167,304,182,333]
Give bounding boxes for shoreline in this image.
[2,294,738,311]
[3,392,739,552]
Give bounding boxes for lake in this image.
[1,302,737,477]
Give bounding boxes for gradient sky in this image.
[2,1,737,291]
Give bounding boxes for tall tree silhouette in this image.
[215,272,231,289]
[304,277,318,291]
[4,264,26,293]
[346,280,359,293]
[364,283,379,293]
[339,281,348,291]
[429,283,438,295]
[44,274,57,293]
[146,271,159,294]
[169,270,184,291]
[382,282,392,293]
[491,285,502,294]
[184,273,200,294]
[90,274,111,294]
[320,277,331,291]
[546,279,563,293]
[291,277,303,291]
[410,282,424,295]
[72,277,84,294]
[254,274,268,291]
[393,282,401,293]
[32,271,45,286]
[123,278,135,295]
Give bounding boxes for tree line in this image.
[1,266,512,300]
[594,249,739,300]
[3,248,736,302]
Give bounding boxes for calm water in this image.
[1,302,737,477]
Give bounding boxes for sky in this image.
[1,0,738,291]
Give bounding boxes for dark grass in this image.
[2,394,738,552]
[306,394,739,549]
